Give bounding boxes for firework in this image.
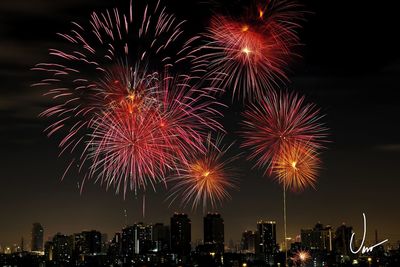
[292,250,311,266]
[33,0,193,157]
[197,0,303,100]
[241,90,327,175]
[85,74,224,195]
[167,135,238,211]
[87,106,172,195]
[32,1,222,195]
[273,142,320,191]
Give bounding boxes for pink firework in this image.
[198,0,303,100]
[32,0,196,159]
[32,1,222,194]
[167,135,238,211]
[241,90,327,175]
[87,107,172,195]
[154,75,225,161]
[85,74,224,195]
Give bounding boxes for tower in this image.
[257,220,277,265]
[31,223,44,252]
[204,213,224,254]
[170,213,191,256]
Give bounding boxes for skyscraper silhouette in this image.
[204,213,224,254]
[170,213,191,256]
[31,223,44,252]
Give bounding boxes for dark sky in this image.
[1,0,400,249]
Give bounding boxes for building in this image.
[83,230,102,255]
[204,213,224,254]
[121,226,135,261]
[301,223,333,251]
[101,233,108,253]
[108,232,122,262]
[334,224,353,257]
[170,213,191,256]
[31,223,44,252]
[73,230,102,263]
[44,241,54,261]
[52,233,73,263]
[120,223,153,260]
[152,223,170,252]
[257,220,277,265]
[241,230,258,254]
[134,223,153,255]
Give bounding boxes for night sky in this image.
[1,0,400,249]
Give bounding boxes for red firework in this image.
[198,0,303,100]
[32,1,222,194]
[241,90,327,175]
[32,0,195,159]
[85,74,223,195]
[87,107,173,196]
[167,135,238,211]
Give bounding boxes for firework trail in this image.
[196,0,304,100]
[32,0,222,195]
[167,135,238,212]
[241,89,327,175]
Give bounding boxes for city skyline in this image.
[0,212,395,252]
[1,212,397,266]
[1,0,400,258]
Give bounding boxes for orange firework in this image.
[167,135,238,211]
[292,250,311,266]
[273,143,320,191]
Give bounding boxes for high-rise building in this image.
[152,223,170,252]
[73,232,85,260]
[108,232,122,262]
[301,223,333,251]
[121,226,135,260]
[171,213,191,256]
[257,220,277,265]
[83,230,102,255]
[52,233,73,263]
[241,230,258,254]
[204,213,224,254]
[73,230,102,262]
[134,223,153,254]
[44,241,54,261]
[121,223,153,259]
[101,233,108,253]
[334,224,353,256]
[31,223,44,252]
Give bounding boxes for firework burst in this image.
[32,1,223,195]
[167,135,238,211]
[85,74,224,195]
[197,0,303,100]
[292,250,311,266]
[33,0,194,157]
[87,106,173,196]
[273,142,320,191]
[241,90,327,175]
